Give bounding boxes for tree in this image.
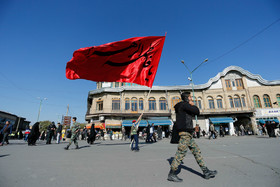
[39,121,52,132]
[78,123,87,129]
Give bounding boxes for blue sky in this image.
[1,0,280,125]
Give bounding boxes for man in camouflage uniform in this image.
[168,92,217,182]
[64,117,80,150]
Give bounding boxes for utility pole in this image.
[181,59,208,124]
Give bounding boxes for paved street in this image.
[0,136,279,187]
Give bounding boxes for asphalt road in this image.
[0,136,279,187]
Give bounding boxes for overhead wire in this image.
[207,18,280,64]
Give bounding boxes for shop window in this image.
[96,99,103,111]
[112,98,120,110]
[208,97,215,109]
[149,97,156,110]
[125,98,130,110]
[131,98,138,111]
[229,96,234,108]
[225,80,232,91]
[253,95,262,108]
[263,94,272,108]
[159,97,167,110]
[139,98,144,110]
[115,82,119,88]
[234,96,241,108]
[171,96,181,109]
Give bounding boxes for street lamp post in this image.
[37,97,47,122]
[181,58,208,124]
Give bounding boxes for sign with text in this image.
[62,116,71,126]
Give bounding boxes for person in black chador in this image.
[87,123,96,144]
[28,122,40,146]
[168,92,217,182]
[46,122,56,144]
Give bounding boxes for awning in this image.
[86,122,105,129]
[209,117,234,124]
[258,119,279,124]
[105,120,121,129]
[146,120,173,126]
[122,120,147,127]
[122,119,172,127]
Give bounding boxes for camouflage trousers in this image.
[171,132,206,171]
[67,133,78,147]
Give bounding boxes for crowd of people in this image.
[1,92,280,183]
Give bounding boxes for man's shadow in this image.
[167,157,204,178]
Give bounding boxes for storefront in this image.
[255,108,280,123]
[105,120,122,130]
[208,117,235,136]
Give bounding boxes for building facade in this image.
[86,66,280,135]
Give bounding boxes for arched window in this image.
[208,96,215,109]
[234,95,241,108]
[131,98,138,111]
[263,94,272,108]
[139,98,144,110]
[125,98,130,110]
[253,95,261,108]
[112,98,120,110]
[149,97,156,110]
[171,96,181,109]
[159,97,167,110]
[228,96,234,108]
[216,96,223,109]
[241,95,246,107]
[277,94,280,106]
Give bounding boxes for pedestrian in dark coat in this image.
[46,122,56,144]
[88,123,96,144]
[28,122,40,146]
[168,92,217,182]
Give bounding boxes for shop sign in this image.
[255,108,280,117]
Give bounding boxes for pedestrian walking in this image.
[195,124,201,138]
[130,114,143,151]
[28,122,40,146]
[157,125,163,140]
[64,117,80,150]
[209,123,215,139]
[168,92,217,182]
[220,126,225,137]
[56,123,62,144]
[0,121,13,146]
[87,123,96,144]
[24,127,30,141]
[46,122,56,144]
[121,127,126,141]
[240,124,245,136]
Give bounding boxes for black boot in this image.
[64,145,69,150]
[167,169,183,182]
[75,145,79,149]
[202,167,217,179]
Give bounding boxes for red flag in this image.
[66,36,165,87]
